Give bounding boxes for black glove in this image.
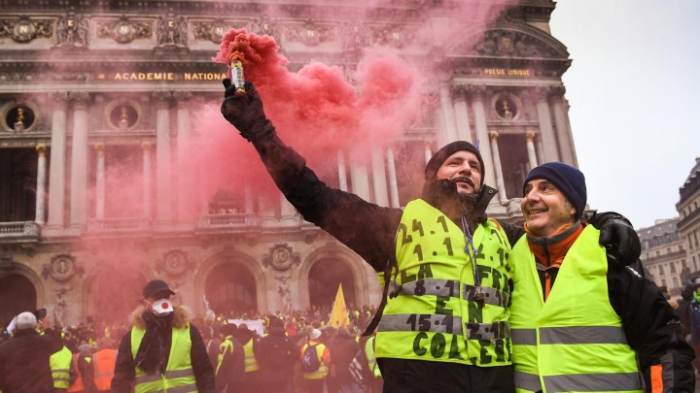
[589,211,641,268]
[221,79,275,142]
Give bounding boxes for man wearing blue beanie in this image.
[509,162,695,392]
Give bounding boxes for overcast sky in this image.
[548,1,700,229]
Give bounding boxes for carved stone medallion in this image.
[42,254,82,283]
[262,243,301,272]
[156,250,196,277]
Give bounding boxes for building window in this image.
[2,102,38,132]
[662,279,667,288]
[673,277,679,289]
[670,263,676,274]
[694,255,698,271]
[659,265,665,275]
[656,250,660,257]
[683,259,687,268]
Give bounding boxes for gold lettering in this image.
[184,73,192,80]
[138,73,146,80]
[154,73,163,80]
[115,73,122,80]
[147,73,153,80]
[207,73,214,80]
[19,25,28,33]
[167,73,174,80]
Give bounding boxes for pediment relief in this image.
[449,26,568,60]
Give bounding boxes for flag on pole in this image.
[329,284,349,328]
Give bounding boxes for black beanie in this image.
[424,141,485,187]
[523,162,587,220]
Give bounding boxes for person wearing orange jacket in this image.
[68,343,96,393]
[92,338,117,392]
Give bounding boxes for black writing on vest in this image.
[400,264,433,284]
[412,333,463,359]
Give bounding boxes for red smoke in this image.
[197,28,424,200]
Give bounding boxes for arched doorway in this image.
[0,274,36,328]
[308,259,356,310]
[91,266,147,326]
[205,264,257,318]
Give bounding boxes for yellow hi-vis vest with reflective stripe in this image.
[301,342,329,380]
[50,345,73,389]
[376,199,513,366]
[509,226,642,393]
[243,340,259,372]
[131,324,198,393]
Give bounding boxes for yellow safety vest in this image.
[216,336,234,375]
[365,336,381,378]
[301,342,329,380]
[376,199,512,367]
[50,345,73,389]
[509,226,642,393]
[242,339,259,372]
[131,324,198,393]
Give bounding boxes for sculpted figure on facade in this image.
[56,10,89,47]
[157,13,187,47]
[251,15,281,44]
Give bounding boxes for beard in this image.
[421,178,482,224]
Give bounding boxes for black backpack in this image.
[301,343,321,372]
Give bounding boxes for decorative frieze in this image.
[371,25,414,49]
[192,20,231,43]
[97,16,152,44]
[0,16,53,43]
[474,29,558,58]
[285,20,334,46]
[262,243,301,272]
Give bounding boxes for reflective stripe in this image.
[511,329,536,346]
[388,279,460,298]
[463,284,510,308]
[53,368,70,373]
[135,369,194,384]
[167,384,198,393]
[379,314,463,335]
[514,371,542,392]
[543,372,642,392]
[379,314,510,340]
[54,377,70,382]
[540,326,627,345]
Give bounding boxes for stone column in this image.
[153,92,173,222]
[337,151,348,192]
[488,132,508,203]
[439,85,458,144]
[531,87,559,162]
[35,144,47,225]
[47,93,70,229]
[280,195,299,226]
[371,147,389,207]
[386,147,400,208]
[244,186,253,215]
[549,87,576,166]
[424,142,432,166]
[175,92,193,219]
[95,143,106,219]
[452,86,473,143]
[525,131,538,170]
[142,141,153,219]
[69,92,91,229]
[467,85,497,189]
[350,160,371,201]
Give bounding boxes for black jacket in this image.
[251,134,524,273]
[215,335,245,393]
[111,306,215,393]
[0,328,63,393]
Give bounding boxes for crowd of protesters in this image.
[0,294,382,393]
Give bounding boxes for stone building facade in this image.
[0,0,578,328]
[676,158,700,287]
[638,218,689,296]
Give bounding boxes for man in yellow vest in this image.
[111,279,215,393]
[221,80,643,391]
[510,162,695,393]
[50,335,73,392]
[300,329,331,393]
[215,323,245,392]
